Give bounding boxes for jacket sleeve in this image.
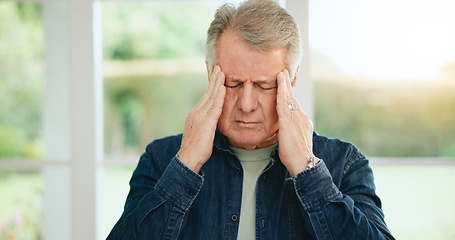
[107,145,203,240]
[289,152,395,240]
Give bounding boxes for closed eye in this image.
[256,83,277,91]
[225,82,243,88]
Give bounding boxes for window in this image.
[0,2,44,239]
[3,0,452,239]
[310,0,455,157]
[309,0,455,238]
[102,2,215,157]
[100,2,219,235]
[0,2,43,159]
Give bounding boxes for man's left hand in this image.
[276,69,314,177]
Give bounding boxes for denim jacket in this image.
[107,130,394,240]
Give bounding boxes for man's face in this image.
[214,31,288,150]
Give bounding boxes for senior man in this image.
[108,0,395,239]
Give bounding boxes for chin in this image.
[229,132,276,149]
[222,130,256,148]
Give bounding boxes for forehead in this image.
[216,31,287,82]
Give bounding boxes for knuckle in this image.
[187,108,198,120]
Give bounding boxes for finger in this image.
[276,71,287,108]
[212,81,226,117]
[211,70,225,107]
[283,69,297,109]
[199,65,222,110]
[283,69,304,116]
[283,69,293,96]
[212,67,225,96]
[204,67,224,109]
[207,65,221,93]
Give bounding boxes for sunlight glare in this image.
[309,0,455,80]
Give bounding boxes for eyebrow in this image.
[225,78,242,82]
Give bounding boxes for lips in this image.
[236,120,259,127]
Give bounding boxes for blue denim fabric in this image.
[107,130,394,240]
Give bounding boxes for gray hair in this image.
[205,0,302,78]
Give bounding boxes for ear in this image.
[291,66,299,88]
[205,61,211,82]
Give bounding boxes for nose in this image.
[237,83,258,113]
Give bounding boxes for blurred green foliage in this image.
[102,2,213,154]
[102,2,213,60]
[315,78,455,157]
[0,170,43,240]
[104,73,207,154]
[1,1,455,159]
[0,3,43,237]
[0,2,43,158]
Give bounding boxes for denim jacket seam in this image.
[155,157,203,212]
[137,192,168,224]
[343,146,365,175]
[155,183,186,212]
[317,207,334,240]
[293,161,341,212]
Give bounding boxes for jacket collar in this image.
[213,128,232,152]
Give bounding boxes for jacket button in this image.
[187,188,197,196]
[231,214,238,222]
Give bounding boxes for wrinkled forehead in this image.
[217,32,287,82]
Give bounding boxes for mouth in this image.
[236,121,260,127]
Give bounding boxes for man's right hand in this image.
[177,65,226,173]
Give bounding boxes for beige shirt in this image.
[230,143,277,240]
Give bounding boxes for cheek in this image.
[219,92,237,120]
[262,95,279,124]
[262,94,277,111]
[223,90,238,108]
